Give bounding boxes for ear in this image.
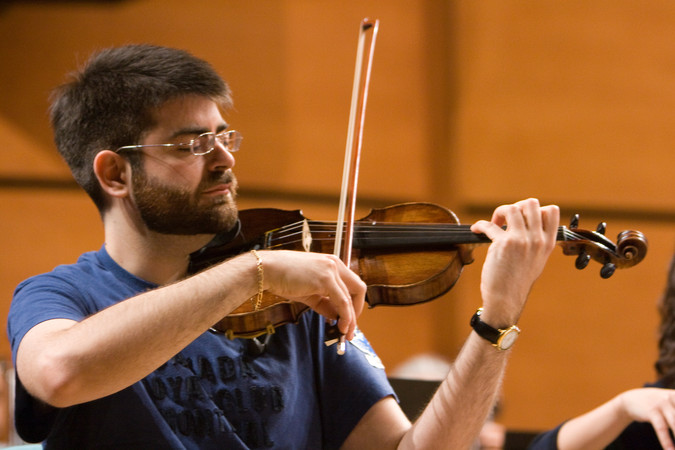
[93,150,132,199]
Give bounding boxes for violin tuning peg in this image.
[570,214,580,229]
[596,222,607,235]
[600,262,616,279]
[575,252,591,270]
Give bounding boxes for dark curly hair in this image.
[654,253,675,387]
[49,44,231,210]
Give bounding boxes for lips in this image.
[201,171,237,198]
[202,183,231,196]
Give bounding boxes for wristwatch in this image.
[470,308,520,351]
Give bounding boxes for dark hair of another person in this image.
[655,253,675,387]
[49,44,232,211]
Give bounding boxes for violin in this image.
[188,202,648,339]
[190,19,647,341]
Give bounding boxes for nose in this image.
[208,140,236,170]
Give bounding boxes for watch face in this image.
[498,327,520,350]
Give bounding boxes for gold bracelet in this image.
[250,250,264,311]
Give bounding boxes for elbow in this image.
[18,349,88,408]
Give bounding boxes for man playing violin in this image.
[7,44,560,448]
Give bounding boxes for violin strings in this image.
[272,222,600,239]
[268,221,475,239]
[266,221,596,249]
[267,222,590,242]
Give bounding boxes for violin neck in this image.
[350,223,568,250]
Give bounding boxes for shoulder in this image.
[11,249,114,312]
[13,249,110,294]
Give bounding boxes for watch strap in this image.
[470,308,520,350]
[470,308,501,344]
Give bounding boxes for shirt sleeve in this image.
[7,271,90,366]
[528,423,564,449]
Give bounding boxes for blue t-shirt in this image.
[7,247,395,449]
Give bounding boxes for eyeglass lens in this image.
[191,131,242,155]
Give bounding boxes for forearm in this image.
[398,333,509,449]
[557,395,633,450]
[17,252,258,407]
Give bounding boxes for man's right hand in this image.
[254,250,367,341]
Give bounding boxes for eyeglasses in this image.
[115,130,242,156]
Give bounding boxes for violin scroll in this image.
[616,229,649,266]
[560,214,648,279]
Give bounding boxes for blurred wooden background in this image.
[1,0,674,435]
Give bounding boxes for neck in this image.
[102,210,214,285]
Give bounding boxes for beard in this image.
[131,169,239,235]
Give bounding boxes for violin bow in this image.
[332,18,380,355]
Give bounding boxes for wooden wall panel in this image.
[453,2,675,212]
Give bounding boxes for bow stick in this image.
[332,18,380,355]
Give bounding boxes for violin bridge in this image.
[302,219,312,252]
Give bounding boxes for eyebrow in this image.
[169,123,229,141]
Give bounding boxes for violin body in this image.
[189,203,475,338]
[189,202,648,339]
